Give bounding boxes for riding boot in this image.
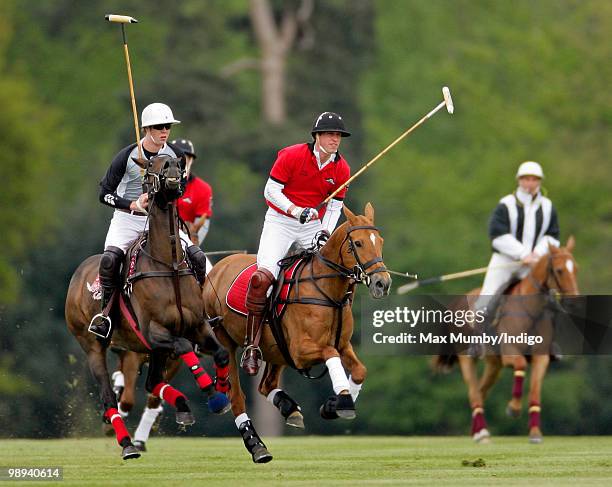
[89,246,124,339]
[241,268,275,376]
[186,245,208,285]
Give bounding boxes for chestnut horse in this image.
[435,237,578,444]
[203,203,392,463]
[65,155,229,460]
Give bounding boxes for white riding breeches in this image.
[474,252,530,311]
[256,208,326,279]
[104,210,191,253]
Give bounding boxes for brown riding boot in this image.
[241,268,275,376]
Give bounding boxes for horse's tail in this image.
[431,353,458,373]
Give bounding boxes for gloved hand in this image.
[316,230,331,247]
[290,206,319,224]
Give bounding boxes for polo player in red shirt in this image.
[241,112,351,375]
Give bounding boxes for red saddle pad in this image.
[226,260,303,317]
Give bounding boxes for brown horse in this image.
[435,237,579,444]
[65,154,229,460]
[203,203,391,463]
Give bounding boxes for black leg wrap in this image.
[273,390,301,419]
[173,337,193,356]
[213,347,230,368]
[175,396,191,413]
[238,420,273,463]
[186,245,207,284]
[320,395,340,420]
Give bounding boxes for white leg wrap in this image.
[348,376,363,402]
[111,370,125,388]
[117,403,129,418]
[235,412,250,429]
[326,356,350,395]
[266,389,282,404]
[133,405,164,443]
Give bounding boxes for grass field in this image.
[1,436,612,486]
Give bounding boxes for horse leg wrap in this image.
[238,419,267,453]
[270,390,301,419]
[180,351,213,391]
[471,406,488,435]
[528,402,541,429]
[512,369,525,399]
[104,407,130,446]
[134,405,164,443]
[348,376,363,402]
[152,382,189,411]
[325,356,350,395]
[214,363,230,394]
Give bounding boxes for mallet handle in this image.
[318,100,447,210]
[122,29,142,159]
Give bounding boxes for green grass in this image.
[1,436,612,486]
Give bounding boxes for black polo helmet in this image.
[311,112,351,138]
[170,138,196,159]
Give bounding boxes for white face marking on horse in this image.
[370,233,376,246]
[566,259,574,273]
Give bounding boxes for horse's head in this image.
[134,154,183,208]
[532,236,580,296]
[329,202,392,298]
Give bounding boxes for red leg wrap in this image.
[512,369,525,399]
[214,364,230,393]
[180,352,213,390]
[528,402,541,429]
[104,407,130,445]
[152,382,186,407]
[471,406,487,435]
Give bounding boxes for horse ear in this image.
[566,235,575,252]
[548,242,558,254]
[131,157,148,169]
[364,202,375,223]
[343,205,356,222]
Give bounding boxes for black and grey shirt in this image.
[488,188,560,260]
[99,142,184,210]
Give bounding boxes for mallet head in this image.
[442,86,454,114]
[105,14,138,24]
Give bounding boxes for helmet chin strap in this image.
[315,135,331,155]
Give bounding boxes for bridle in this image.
[317,224,388,286]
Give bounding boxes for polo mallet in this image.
[317,87,454,210]
[397,261,520,294]
[105,14,142,159]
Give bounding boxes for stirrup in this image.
[88,313,112,339]
[240,345,262,368]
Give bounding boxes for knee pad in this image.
[246,268,275,313]
[100,246,124,283]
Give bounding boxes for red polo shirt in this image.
[177,175,213,223]
[267,143,350,219]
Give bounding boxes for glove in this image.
[300,207,318,224]
[316,230,331,248]
[290,206,319,224]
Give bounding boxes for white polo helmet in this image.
[141,103,181,128]
[516,161,544,179]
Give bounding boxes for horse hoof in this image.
[286,411,305,429]
[176,411,195,426]
[122,445,141,460]
[529,435,543,444]
[132,440,146,452]
[505,405,521,418]
[473,429,491,444]
[208,392,231,415]
[336,393,356,420]
[252,445,273,464]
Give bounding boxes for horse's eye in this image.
[355,240,363,248]
[556,268,563,274]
